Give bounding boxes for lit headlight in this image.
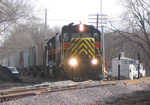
[91,59,98,65]
[69,58,77,66]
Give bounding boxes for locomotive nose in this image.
[70,38,95,58]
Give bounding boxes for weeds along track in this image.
[0,77,150,103]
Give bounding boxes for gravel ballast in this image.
[1,82,150,105]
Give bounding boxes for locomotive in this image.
[47,23,103,79]
[2,23,103,80]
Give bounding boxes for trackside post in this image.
[118,54,121,80]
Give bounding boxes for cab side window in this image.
[94,32,100,41]
[63,33,69,42]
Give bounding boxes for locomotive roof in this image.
[62,23,100,34]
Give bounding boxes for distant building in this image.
[112,52,145,80]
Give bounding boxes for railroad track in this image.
[0,77,150,103]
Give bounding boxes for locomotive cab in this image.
[61,23,102,79]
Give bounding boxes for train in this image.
[2,23,103,80]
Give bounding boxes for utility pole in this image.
[100,0,105,80]
[44,9,47,40]
[88,14,99,29]
[44,9,48,70]
[96,14,99,29]
[88,14,107,30]
[88,0,107,80]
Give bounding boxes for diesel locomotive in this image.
[47,23,103,79]
[2,22,103,80]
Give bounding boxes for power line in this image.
[46,19,89,21]
[88,13,107,29]
[34,18,90,22]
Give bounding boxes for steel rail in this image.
[0,78,150,103]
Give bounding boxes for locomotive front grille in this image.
[70,38,95,58]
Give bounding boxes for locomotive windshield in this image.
[63,32,99,42]
[62,23,101,42]
[63,32,93,42]
[71,33,92,38]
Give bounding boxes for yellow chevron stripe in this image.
[71,38,79,47]
[78,43,94,57]
[84,40,94,53]
[71,38,95,58]
[84,39,94,47]
[74,46,94,58]
[78,43,88,49]
[79,48,88,55]
[71,39,82,52]
[77,39,95,55]
[88,49,95,57]
[72,39,94,50]
[78,48,91,58]
[72,49,79,57]
[75,38,80,42]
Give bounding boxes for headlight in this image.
[91,59,98,65]
[69,58,77,66]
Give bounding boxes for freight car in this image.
[2,23,103,80]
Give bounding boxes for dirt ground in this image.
[0,76,57,90]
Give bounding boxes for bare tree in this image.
[1,18,61,58]
[0,0,33,35]
[110,0,150,74]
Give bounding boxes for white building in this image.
[112,52,145,80]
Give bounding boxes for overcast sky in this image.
[34,0,123,27]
